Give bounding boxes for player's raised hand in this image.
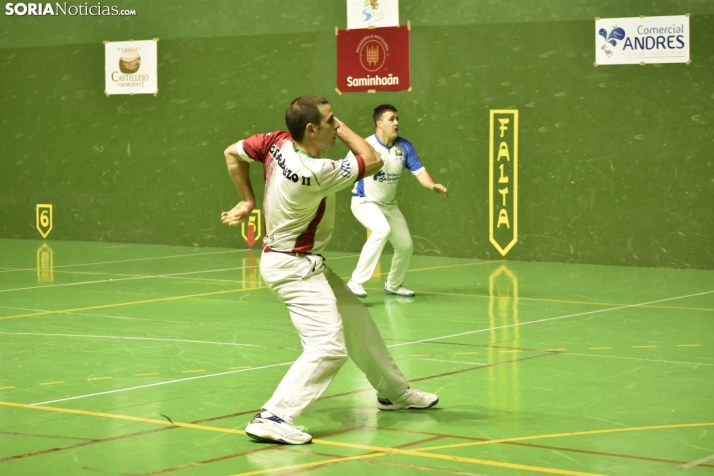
[432,184,448,197]
[221,201,252,226]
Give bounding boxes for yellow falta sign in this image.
[489,110,518,256]
[36,204,53,239]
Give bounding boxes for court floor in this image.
[0,238,712,476]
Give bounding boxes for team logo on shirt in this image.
[340,160,352,177]
[394,146,403,157]
[373,170,399,183]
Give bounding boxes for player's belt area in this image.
[261,244,302,256]
[261,244,321,259]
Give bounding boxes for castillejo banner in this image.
[104,39,158,96]
[336,25,410,93]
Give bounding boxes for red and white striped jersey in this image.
[236,131,365,254]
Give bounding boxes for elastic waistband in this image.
[262,244,325,260]
[262,244,310,257]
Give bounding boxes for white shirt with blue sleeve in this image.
[348,134,425,205]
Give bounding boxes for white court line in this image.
[0,332,299,350]
[566,353,714,368]
[0,249,247,273]
[15,286,711,406]
[0,253,360,293]
[0,307,290,331]
[0,266,252,293]
[680,454,714,469]
[386,289,714,348]
[29,362,293,406]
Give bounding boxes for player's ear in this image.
[306,123,316,137]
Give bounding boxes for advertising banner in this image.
[347,0,399,29]
[336,25,410,93]
[105,39,158,95]
[595,15,690,65]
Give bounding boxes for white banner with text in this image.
[595,15,690,65]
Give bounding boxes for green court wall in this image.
[1,1,712,269]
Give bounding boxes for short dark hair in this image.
[373,104,397,125]
[285,96,329,141]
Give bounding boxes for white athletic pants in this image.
[259,251,409,424]
[350,198,414,288]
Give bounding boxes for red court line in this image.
[0,408,261,463]
[143,426,365,475]
[1,352,554,467]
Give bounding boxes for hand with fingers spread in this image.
[221,201,253,226]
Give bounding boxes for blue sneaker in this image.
[384,283,415,297]
[245,412,312,444]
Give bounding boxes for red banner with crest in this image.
[336,26,410,93]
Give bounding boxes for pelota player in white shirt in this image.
[347,105,448,298]
[221,96,439,445]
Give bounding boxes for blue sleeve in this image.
[400,139,424,172]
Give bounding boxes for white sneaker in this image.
[377,387,439,411]
[384,283,415,297]
[347,279,367,298]
[245,412,312,444]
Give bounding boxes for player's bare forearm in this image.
[416,170,448,197]
[335,118,382,175]
[223,144,256,226]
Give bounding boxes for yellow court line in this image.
[0,400,246,434]
[87,377,113,381]
[39,381,64,386]
[390,447,602,476]
[0,401,602,476]
[239,438,604,476]
[10,401,709,476]
[418,422,714,452]
[677,344,701,347]
[233,446,602,476]
[0,287,266,321]
[0,386,15,390]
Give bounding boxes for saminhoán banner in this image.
[595,15,690,66]
[336,25,410,93]
[104,39,158,96]
[347,0,399,29]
